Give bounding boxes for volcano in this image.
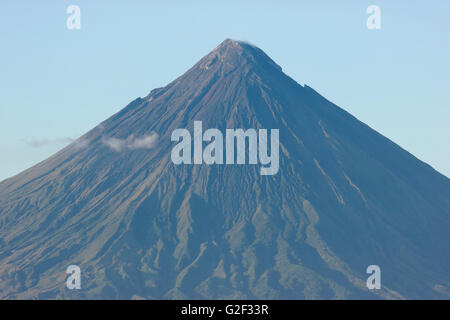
[0,39,449,299]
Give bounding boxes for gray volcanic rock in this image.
[0,39,449,299]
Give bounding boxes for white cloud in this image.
[102,133,158,152]
[24,137,74,148]
[72,138,89,149]
[24,137,91,150]
[102,137,124,152]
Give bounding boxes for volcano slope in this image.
[0,39,449,299]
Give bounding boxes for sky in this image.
[0,0,449,180]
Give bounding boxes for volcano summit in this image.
[0,39,449,299]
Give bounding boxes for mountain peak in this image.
[214,38,254,53]
[217,38,242,47]
[195,38,282,74]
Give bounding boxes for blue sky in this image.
[0,0,449,180]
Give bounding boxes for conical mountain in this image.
[0,39,449,299]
